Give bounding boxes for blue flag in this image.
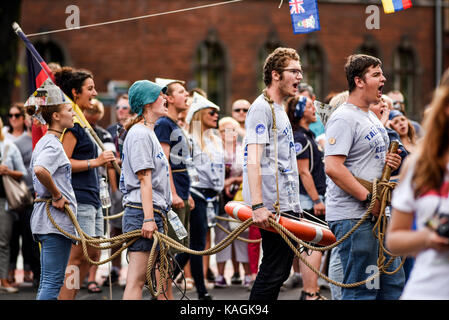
[289,0,320,34]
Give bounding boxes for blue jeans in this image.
[36,233,72,300]
[328,219,405,300]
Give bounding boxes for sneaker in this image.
[283,273,303,289]
[231,272,242,285]
[0,280,19,293]
[242,275,252,289]
[198,292,213,300]
[214,275,228,288]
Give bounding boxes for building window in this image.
[34,40,65,66]
[393,44,416,116]
[300,42,325,100]
[356,35,380,59]
[194,30,227,110]
[257,33,283,93]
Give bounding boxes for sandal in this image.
[299,290,327,300]
[87,281,102,294]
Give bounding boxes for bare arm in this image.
[62,131,116,173]
[325,155,370,201]
[34,166,69,211]
[297,158,325,215]
[137,169,157,239]
[386,209,449,255]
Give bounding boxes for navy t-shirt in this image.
[293,126,326,196]
[154,116,191,200]
[66,122,100,208]
[387,127,408,177]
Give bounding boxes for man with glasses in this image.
[243,47,303,300]
[231,99,250,143]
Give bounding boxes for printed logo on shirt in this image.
[328,137,336,145]
[295,142,303,154]
[255,124,266,135]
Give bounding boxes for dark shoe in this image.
[299,290,327,300]
[198,292,213,300]
[206,268,215,282]
[103,270,119,286]
[214,275,228,288]
[231,272,242,285]
[87,281,102,294]
[23,271,33,283]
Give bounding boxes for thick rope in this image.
[36,174,403,296]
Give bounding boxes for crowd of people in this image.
[0,46,448,301]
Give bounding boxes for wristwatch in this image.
[362,193,372,206]
[312,198,322,205]
[251,203,264,210]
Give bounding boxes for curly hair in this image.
[263,47,300,86]
[54,66,93,101]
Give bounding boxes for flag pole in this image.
[13,22,121,175]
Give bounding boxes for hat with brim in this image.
[186,92,220,124]
[389,109,404,121]
[155,77,185,88]
[128,80,167,116]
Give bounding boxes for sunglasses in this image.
[8,113,23,119]
[233,108,248,113]
[208,109,219,116]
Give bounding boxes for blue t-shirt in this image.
[154,116,190,200]
[66,123,100,208]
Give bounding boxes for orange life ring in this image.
[225,201,336,246]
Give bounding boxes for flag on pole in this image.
[289,0,320,34]
[12,22,54,148]
[382,0,413,14]
[13,22,122,174]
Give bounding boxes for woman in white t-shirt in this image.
[387,82,449,300]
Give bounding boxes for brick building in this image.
[14,0,447,126]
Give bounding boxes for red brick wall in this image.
[16,0,436,125]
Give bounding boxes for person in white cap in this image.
[154,77,195,300]
[171,92,224,300]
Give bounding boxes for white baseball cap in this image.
[186,92,220,124]
[155,77,185,88]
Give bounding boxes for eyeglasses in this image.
[116,105,129,110]
[208,109,218,116]
[8,113,23,119]
[232,108,248,113]
[282,68,303,77]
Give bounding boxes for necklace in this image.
[48,128,63,134]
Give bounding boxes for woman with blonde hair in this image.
[172,92,225,300]
[386,77,449,299]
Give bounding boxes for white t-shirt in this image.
[242,94,300,213]
[391,160,449,300]
[191,131,225,192]
[325,102,389,221]
[119,124,172,211]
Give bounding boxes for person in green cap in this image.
[120,80,172,300]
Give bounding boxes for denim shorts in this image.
[77,203,104,237]
[122,203,166,252]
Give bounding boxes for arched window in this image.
[194,29,227,110]
[357,35,380,59]
[300,42,325,100]
[34,40,65,66]
[393,42,416,116]
[257,31,283,93]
